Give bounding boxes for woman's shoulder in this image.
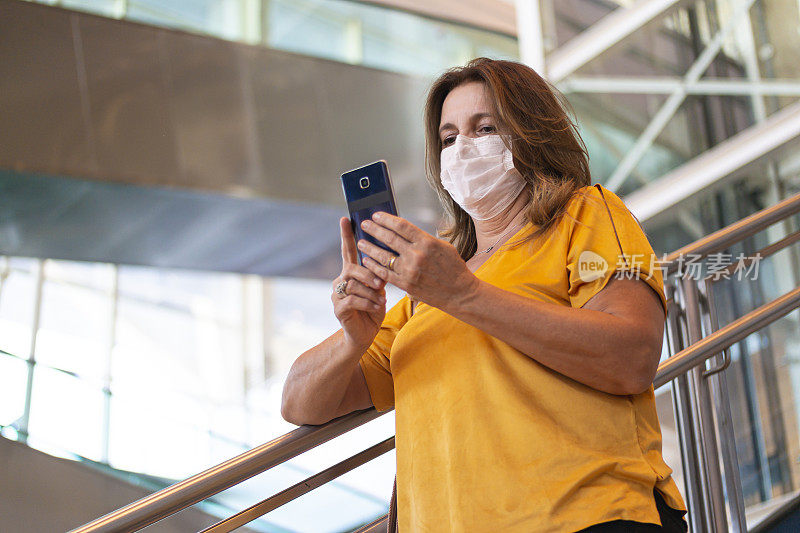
[567,183,627,213]
[562,183,640,231]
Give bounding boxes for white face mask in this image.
[440,134,526,221]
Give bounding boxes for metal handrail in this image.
[654,285,800,388]
[68,408,386,533]
[662,190,800,274]
[201,437,396,533]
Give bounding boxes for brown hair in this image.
[424,57,591,259]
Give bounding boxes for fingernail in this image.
[361,220,370,228]
[373,277,381,287]
[373,212,382,221]
[373,303,380,310]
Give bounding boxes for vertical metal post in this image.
[702,280,747,532]
[682,277,728,532]
[19,259,45,443]
[101,265,119,464]
[665,282,707,533]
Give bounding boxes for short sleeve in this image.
[566,184,667,315]
[358,296,411,411]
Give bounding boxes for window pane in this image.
[126,0,253,42]
[28,367,105,461]
[35,280,110,380]
[108,388,212,478]
[112,299,242,401]
[0,268,37,358]
[267,0,356,63]
[0,355,28,427]
[44,259,114,292]
[60,0,124,18]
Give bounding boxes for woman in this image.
[282,58,689,532]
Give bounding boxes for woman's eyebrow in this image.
[438,113,494,135]
[438,122,456,135]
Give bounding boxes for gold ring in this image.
[334,280,348,298]
[387,255,397,271]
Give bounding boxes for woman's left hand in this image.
[358,212,480,310]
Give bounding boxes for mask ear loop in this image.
[594,183,629,270]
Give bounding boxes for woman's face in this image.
[438,81,499,150]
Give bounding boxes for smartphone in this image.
[340,160,399,265]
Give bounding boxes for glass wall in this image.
[25,0,518,77]
[0,254,402,531]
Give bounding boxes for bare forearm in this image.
[281,329,365,425]
[443,281,658,395]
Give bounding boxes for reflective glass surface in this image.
[26,0,518,77]
[0,355,28,427]
[0,254,402,531]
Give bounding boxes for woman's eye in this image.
[478,125,496,134]
[441,136,455,147]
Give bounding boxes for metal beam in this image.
[624,99,800,222]
[516,0,546,74]
[561,77,800,96]
[603,0,758,193]
[547,0,690,83]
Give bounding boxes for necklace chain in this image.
[476,222,524,255]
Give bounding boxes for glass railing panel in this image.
[0,351,28,428]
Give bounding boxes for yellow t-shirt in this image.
[359,184,687,532]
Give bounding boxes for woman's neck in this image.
[472,191,529,255]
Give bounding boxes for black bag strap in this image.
[593,183,628,269]
[387,477,398,532]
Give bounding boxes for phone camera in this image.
[359,176,370,189]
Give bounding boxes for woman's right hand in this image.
[332,217,387,351]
